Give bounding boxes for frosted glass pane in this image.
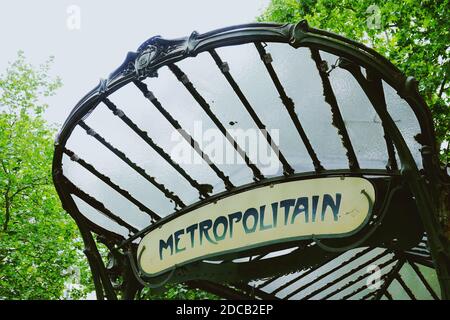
[84,103,200,205]
[397,263,435,300]
[216,43,316,173]
[417,265,441,299]
[322,52,389,169]
[109,83,225,195]
[175,52,286,177]
[72,195,130,238]
[388,279,412,300]
[60,40,429,240]
[383,81,423,168]
[284,248,392,300]
[63,154,151,230]
[265,43,349,169]
[142,66,255,185]
[65,126,175,217]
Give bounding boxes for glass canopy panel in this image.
[320,51,390,169]
[62,152,151,230]
[305,250,395,300]
[174,52,285,178]
[256,242,440,300]
[64,127,173,226]
[108,84,225,197]
[416,264,441,298]
[261,248,394,300]
[215,43,316,173]
[72,195,130,238]
[84,102,202,206]
[394,263,437,300]
[142,66,255,187]
[60,40,421,240]
[51,21,445,301]
[382,81,423,168]
[61,41,422,238]
[65,116,178,218]
[263,43,349,170]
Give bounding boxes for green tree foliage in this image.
[141,284,219,300]
[0,53,214,300]
[0,52,92,299]
[258,0,449,162]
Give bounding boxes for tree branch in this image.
[11,177,50,199]
[0,159,9,175]
[3,185,11,232]
[438,73,448,99]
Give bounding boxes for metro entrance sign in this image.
[137,177,374,277]
[53,20,450,299]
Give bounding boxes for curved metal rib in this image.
[133,79,234,190]
[205,52,295,176]
[322,258,397,299]
[78,120,186,209]
[64,148,160,221]
[102,98,212,198]
[254,42,324,172]
[65,179,138,233]
[268,247,373,295]
[164,64,265,182]
[309,48,359,170]
[294,250,391,300]
[337,60,398,171]
[51,20,447,300]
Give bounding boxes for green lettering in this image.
[291,197,309,223]
[243,208,258,233]
[213,216,228,241]
[174,229,186,253]
[159,235,174,260]
[280,199,295,225]
[199,219,217,245]
[322,193,342,221]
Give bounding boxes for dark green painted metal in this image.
[52,20,449,299]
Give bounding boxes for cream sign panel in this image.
[138,177,375,276]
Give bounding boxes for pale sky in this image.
[1,0,270,124]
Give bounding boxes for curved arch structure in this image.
[53,21,450,300]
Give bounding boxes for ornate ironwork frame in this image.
[52,20,450,300]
